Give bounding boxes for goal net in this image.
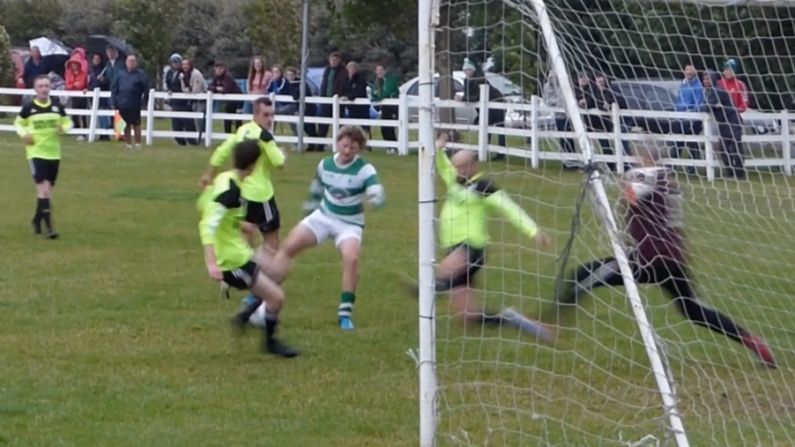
[420,0,795,446]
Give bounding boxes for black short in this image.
[118,108,141,126]
[245,197,281,234]
[222,260,259,290]
[29,158,60,185]
[572,255,696,300]
[446,243,486,289]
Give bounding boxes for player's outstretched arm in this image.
[201,136,238,187]
[484,188,550,246]
[260,130,285,169]
[302,161,324,214]
[434,133,457,187]
[14,105,33,144]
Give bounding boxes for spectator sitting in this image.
[65,52,88,138]
[717,59,748,113]
[345,62,370,140]
[543,73,577,170]
[285,66,319,151]
[110,54,150,151]
[23,46,48,88]
[371,63,400,154]
[317,51,348,152]
[245,56,270,115]
[87,53,111,140]
[180,58,208,139]
[268,64,296,137]
[460,58,506,160]
[165,54,196,146]
[672,63,704,173]
[210,61,243,134]
[702,70,745,180]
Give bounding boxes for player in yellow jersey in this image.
[199,139,299,358]
[199,97,285,251]
[14,75,72,239]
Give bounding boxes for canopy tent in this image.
[86,35,136,62]
[28,37,71,77]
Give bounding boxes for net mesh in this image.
[430,0,795,445]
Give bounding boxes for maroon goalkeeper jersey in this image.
[622,167,686,264]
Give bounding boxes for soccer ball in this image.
[242,297,267,328]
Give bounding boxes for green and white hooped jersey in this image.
[305,155,385,226]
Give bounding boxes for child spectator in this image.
[717,59,749,113]
[268,64,295,136]
[65,51,88,138]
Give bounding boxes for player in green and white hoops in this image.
[258,126,385,331]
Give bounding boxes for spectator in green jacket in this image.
[104,45,126,88]
[371,63,400,154]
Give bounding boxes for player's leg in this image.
[656,262,776,367]
[29,159,58,239]
[121,110,133,148]
[240,198,281,303]
[256,210,328,284]
[336,235,361,330]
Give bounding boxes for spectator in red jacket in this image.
[717,59,748,113]
[65,52,89,137]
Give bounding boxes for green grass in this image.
[0,131,794,447]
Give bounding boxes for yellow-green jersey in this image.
[436,150,539,249]
[209,122,285,202]
[14,99,72,160]
[199,171,252,271]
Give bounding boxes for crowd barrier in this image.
[1,85,792,181]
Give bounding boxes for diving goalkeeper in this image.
[423,133,553,340]
[553,139,776,368]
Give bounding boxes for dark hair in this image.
[337,125,367,147]
[214,61,226,68]
[285,66,297,75]
[233,140,262,170]
[253,97,273,111]
[329,51,341,59]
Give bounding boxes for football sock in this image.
[475,309,507,327]
[338,292,355,319]
[40,198,52,231]
[678,298,745,344]
[264,307,280,339]
[33,198,44,227]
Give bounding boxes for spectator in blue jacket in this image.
[23,46,49,88]
[268,64,296,137]
[701,70,745,180]
[110,55,150,150]
[671,64,704,173]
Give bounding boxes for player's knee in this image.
[342,250,359,273]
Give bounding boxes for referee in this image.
[14,75,72,239]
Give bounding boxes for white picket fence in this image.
[1,85,793,181]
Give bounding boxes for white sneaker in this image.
[134,144,142,151]
[124,144,132,151]
[76,136,85,142]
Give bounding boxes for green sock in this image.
[338,292,355,319]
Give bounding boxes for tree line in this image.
[1,0,793,110]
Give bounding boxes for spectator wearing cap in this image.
[165,53,195,146]
[702,70,745,180]
[459,58,506,160]
[210,61,243,134]
[672,63,704,173]
[717,59,749,113]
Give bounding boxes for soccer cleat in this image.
[338,317,355,331]
[262,337,300,358]
[500,308,555,345]
[45,231,58,240]
[741,333,777,368]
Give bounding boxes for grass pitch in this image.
[0,131,793,447]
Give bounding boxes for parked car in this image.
[400,71,555,130]
[610,79,781,153]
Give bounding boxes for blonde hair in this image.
[346,61,359,70]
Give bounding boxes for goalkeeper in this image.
[553,139,776,368]
[427,133,553,340]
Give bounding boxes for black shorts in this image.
[118,108,141,126]
[222,260,259,290]
[245,197,281,234]
[446,243,486,289]
[29,158,60,185]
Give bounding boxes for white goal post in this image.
[417,0,795,445]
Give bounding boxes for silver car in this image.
[400,71,555,130]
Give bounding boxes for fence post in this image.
[704,114,715,181]
[530,95,540,169]
[145,89,156,146]
[205,91,214,147]
[399,93,410,156]
[332,96,340,152]
[612,103,624,174]
[782,111,791,176]
[477,83,489,161]
[87,88,101,143]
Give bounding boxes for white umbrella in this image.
[28,37,70,57]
